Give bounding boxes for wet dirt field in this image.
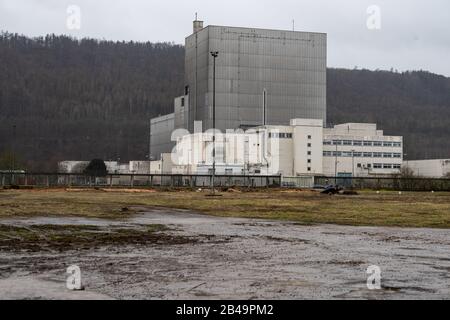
[0,208,449,299]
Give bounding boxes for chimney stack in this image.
[193,13,204,33]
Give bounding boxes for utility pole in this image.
[351,149,355,178]
[210,51,219,194]
[148,118,152,175]
[334,143,338,185]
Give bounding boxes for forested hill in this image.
[0,32,449,170]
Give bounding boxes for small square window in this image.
[307,151,311,155]
[307,143,312,147]
[308,135,312,139]
[307,159,311,163]
[307,167,311,171]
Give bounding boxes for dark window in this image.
[307,151,311,155]
[181,98,185,107]
[308,135,312,139]
[307,159,311,163]
[307,167,311,171]
[307,143,311,147]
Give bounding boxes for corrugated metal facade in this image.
[185,25,327,132]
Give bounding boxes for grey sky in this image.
[1,0,449,76]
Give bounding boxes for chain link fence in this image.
[0,173,282,188]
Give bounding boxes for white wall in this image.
[323,123,403,177]
[407,159,450,178]
[291,119,323,176]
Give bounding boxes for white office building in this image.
[322,123,403,177]
[168,119,403,177]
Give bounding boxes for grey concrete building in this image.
[151,20,327,159]
[184,22,327,132]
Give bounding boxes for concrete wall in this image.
[407,159,450,178]
[291,119,323,175]
[150,113,175,160]
[323,123,403,177]
[185,25,327,132]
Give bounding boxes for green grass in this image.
[0,188,449,228]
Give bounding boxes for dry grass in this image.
[0,188,449,228]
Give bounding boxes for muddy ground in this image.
[0,208,449,299]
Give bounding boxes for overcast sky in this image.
[1,0,449,76]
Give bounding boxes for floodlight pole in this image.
[211,51,219,194]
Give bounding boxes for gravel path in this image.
[0,208,449,299]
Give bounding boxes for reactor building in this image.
[150,19,327,159]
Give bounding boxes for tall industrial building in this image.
[151,20,327,158]
[183,20,327,131]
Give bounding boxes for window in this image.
[383,164,393,169]
[363,141,373,146]
[393,164,401,169]
[367,164,372,168]
[333,151,342,157]
[323,140,332,145]
[393,153,402,158]
[308,135,312,139]
[307,143,312,147]
[307,151,312,155]
[323,151,332,157]
[269,132,292,139]
[307,159,311,163]
[374,163,383,169]
[353,140,363,146]
[343,140,352,146]
[383,142,393,147]
[373,141,382,147]
[383,153,393,158]
[307,167,311,172]
[225,169,233,175]
[373,152,383,158]
[184,86,189,95]
[342,151,353,157]
[393,142,402,148]
[353,152,363,157]
[363,152,372,158]
[181,97,185,107]
[357,163,362,168]
[332,140,342,145]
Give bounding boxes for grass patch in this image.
[0,189,449,228]
[0,223,195,252]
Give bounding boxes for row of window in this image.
[373,164,402,169]
[355,163,401,169]
[323,140,402,147]
[323,151,402,158]
[268,132,293,139]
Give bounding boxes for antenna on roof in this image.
[292,19,295,31]
[195,12,198,20]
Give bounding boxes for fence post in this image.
[130,175,134,187]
